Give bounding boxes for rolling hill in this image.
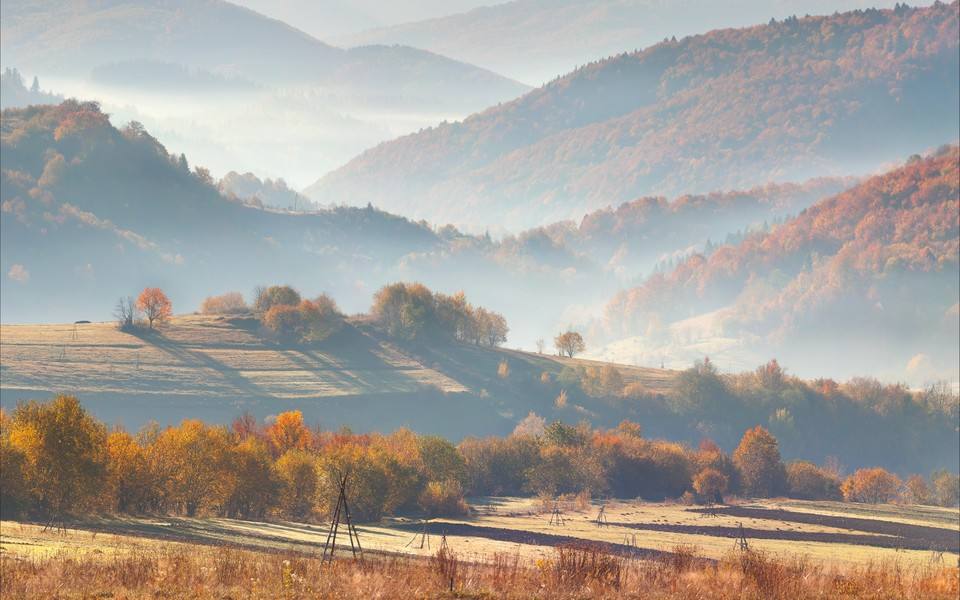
[0,314,676,438]
[595,146,960,385]
[309,3,960,229]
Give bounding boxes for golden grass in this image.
[3,498,956,572]
[1,533,957,599]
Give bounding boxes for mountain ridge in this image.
[309,3,959,230]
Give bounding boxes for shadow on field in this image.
[682,506,959,552]
[392,520,706,562]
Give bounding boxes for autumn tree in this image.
[841,468,902,504]
[903,474,931,505]
[105,430,155,513]
[7,395,107,520]
[316,443,391,521]
[371,282,434,340]
[733,426,786,498]
[692,468,728,503]
[224,438,277,519]
[931,470,960,507]
[274,450,319,520]
[136,287,172,329]
[253,285,301,314]
[0,409,29,517]
[418,480,468,517]
[267,411,312,456]
[755,359,786,390]
[786,461,841,500]
[554,331,585,357]
[150,420,232,516]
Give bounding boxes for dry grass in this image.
[0,316,469,399]
[0,315,677,403]
[1,536,957,599]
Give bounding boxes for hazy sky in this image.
[229,0,492,41]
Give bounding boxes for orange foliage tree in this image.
[136,287,172,329]
[733,426,786,498]
[267,411,312,456]
[841,468,902,504]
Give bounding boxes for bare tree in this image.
[113,296,136,331]
[535,338,545,354]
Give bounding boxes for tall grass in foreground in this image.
[1,542,957,599]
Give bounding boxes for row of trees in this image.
[371,283,508,346]
[3,396,956,525]
[199,283,510,347]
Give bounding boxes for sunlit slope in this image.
[0,315,677,435]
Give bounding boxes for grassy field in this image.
[3,497,956,568]
[2,497,958,599]
[0,315,678,434]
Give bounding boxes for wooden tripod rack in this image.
[321,473,363,562]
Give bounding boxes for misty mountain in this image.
[521,178,854,283]
[595,147,960,385]
[230,0,492,42]
[338,0,904,85]
[0,0,530,188]
[0,0,526,101]
[309,3,960,230]
[0,101,607,349]
[218,171,314,211]
[3,102,865,354]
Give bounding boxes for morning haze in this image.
[1,2,958,598]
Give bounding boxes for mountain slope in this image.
[597,147,960,384]
[338,0,902,85]
[4,102,863,349]
[0,0,527,101]
[309,3,960,229]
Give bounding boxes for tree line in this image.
[2,396,956,525]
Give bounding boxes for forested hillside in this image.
[598,147,960,385]
[310,3,959,229]
[0,0,529,187]
[3,102,857,347]
[0,67,62,109]
[0,101,439,323]
[339,0,903,84]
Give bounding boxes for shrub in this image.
[931,471,960,507]
[692,468,729,503]
[262,298,342,343]
[841,468,902,503]
[200,292,247,314]
[418,480,469,517]
[786,461,841,500]
[253,285,301,314]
